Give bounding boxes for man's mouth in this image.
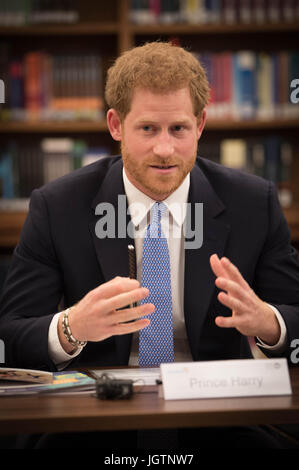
[152,165,174,168]
[149,165,178,175]
[150,164,177,169]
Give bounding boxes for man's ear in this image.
[107,109,122,141]
[197,109,207,140]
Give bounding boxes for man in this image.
[1,42,299,448]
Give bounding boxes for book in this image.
[0,139,112,204]
[278,141,293,208]
[256,52,274,119]
[0,0,79,26]
[0,254,11,295]
[41,138,73,184]
[196,50,299,121]
[264,135,282,183]
[1,50,104,122]
[160,0,180,24]
[24,52,43,121]
[0,367,53,384]
[252,0,266,23]
[129,0,298,24]
[0,150,14,198]
[222,0,237,23]
[233,51,257,119]
[220,139,248,170]
[0,367,95,396]
[82,147,109,167]
[8,60,25,121]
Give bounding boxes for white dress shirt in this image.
[48,168,287,369]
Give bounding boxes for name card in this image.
[160,359,292,400]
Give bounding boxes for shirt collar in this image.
[122,167,190,228]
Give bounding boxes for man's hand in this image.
[210,254,280,345]
[58,277,154,353]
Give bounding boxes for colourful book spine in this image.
[24,52,43,120]
[256,52,273,119]
[0,151,14,198]
[9,60,24,113]
[277,51,289,118]
[222,52,233,118]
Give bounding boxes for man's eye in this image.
[143,125,152,132]
[172,125,183,132]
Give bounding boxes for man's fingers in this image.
[92,277,140,300]
[210,254,250,291]
[217,291,246,314]
[210,253,226,278]
[113,318,151,336]
[113,302,155,325]
[103,287,150,313]
[215,316,238,329]
[216,277,250,304]
[220,257,249,290]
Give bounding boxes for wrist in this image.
[58,308,87,354]
[258,303,281,346]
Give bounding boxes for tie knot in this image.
[151,202,167,223]
[146,202,167,239]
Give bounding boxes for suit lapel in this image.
[89,158,134,364]
[184,164,230,360]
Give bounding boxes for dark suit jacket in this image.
[1,156,299,371]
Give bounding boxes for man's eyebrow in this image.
[135,118,193,125]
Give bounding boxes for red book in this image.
[24,52,43,120]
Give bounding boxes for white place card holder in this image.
[160,358,292,400]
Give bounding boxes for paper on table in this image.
[0,367,53,384]
[91,368,161,386]
[0,371,95,396]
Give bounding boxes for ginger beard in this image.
[121,139,197,201]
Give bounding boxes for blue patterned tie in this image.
[139,202,174,367]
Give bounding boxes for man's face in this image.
[107,87,206,200]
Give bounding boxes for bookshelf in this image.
[0,0,299,249]
[0,118,299,134]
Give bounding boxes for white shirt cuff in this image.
[48,312,83,370]
[256,304,287,353]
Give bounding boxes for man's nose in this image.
[153,133,174,158]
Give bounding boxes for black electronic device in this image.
[95,373,133,400]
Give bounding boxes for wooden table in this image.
[0,367,299,436]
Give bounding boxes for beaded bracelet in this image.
[62,308,87,348]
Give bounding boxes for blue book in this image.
[0,151,14,198]
[205,0,220,23]
[9,60,24,110]
[233,52,257,119]
[264,136,281,184]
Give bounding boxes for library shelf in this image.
[205,119,299,131]
[130,21,299,36]
[1,21,298,38]
[0,212,28,248]
[0,22,119,36]
[1,119,298,134]
[0,120,109,134]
